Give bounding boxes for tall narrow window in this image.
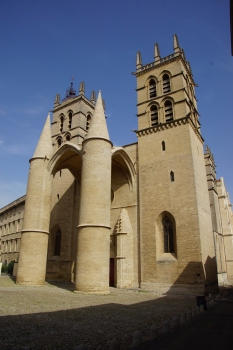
[68,112,72,129]
[162,141,165,151]
[162,74,171,93]
[54,230,61,256]
[163,216,174,253]
[149,79,156,98]
[150,105,158,126]
[170,171,174,182]
[164,100,173,122]
[60,115,64,132]
[86,114,92,131]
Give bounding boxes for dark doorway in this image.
[109,258,115,287]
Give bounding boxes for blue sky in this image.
[0,0,232,208]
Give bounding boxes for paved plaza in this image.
[0,275,197,349]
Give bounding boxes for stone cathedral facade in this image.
[1,35,233,294]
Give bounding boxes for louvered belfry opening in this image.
[164,100,173,122]
[149,79,156,98]
[150,105,158,126]
[162,74,171,93]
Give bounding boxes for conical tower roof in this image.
[32,113,53,159]
[85,91,110,141]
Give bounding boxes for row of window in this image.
[0,220,23,236]
[60,112,73,133]
[149,74,171,99]
[51,216,175,257]
[58,112,92,134]
[57,133,71,147]
[0,210,23,221]
[150,100,174,126]
[1,238,20,253]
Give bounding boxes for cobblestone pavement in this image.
[0,275,199,350]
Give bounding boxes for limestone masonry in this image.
[1,35,233,294]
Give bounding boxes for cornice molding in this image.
[132,54,195,85]
[136,115,204,143]
[51,95,95,113]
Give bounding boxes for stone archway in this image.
[110,148,137,288]
[46,143,83,283]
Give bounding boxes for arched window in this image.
[170,171,174,182]
[68,111,72,129]
[86,114,92,131]
[57,138,62,147]
[60,115,64,132]
[149,79,156,98]
[162,141,165,151]
[66,134,71,141]
[163,216,174,253]
[164,100,173,122]
[54,230,61,256]
[150,105,158,126]
[162,74,171,93]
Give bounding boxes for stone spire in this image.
[136,51,142,70]
[85,91,110,141]
[90,90,96,103]
[173,34,181,54]
[32,113,52,159]
[79,81,85,95]
[154,43,161,62]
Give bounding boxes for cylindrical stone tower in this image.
[75,92,112,294]
[17,114,52,285]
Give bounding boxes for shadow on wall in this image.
[46,175,80,283]
[168,257,218,295]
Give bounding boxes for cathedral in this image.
[1,35,233,294]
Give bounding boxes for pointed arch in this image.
[155,211,177,260]
[146,102,160,126]
[56,136,63,148]
[67,110,73,129]
[48,142,82,180]
[64,132,71,141]
[48,224,62,259]
[59,114,64,132]
[150,105,159,126]
[159,70,172,94]
[149,78,157,98]
[86,113,92,131]
[164,100,174,122]
[146,75,158,99]
[111,148,136,189]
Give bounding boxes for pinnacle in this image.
[32,113,53,159]
[136,51,142,67]
[85,91,110,141]
[154,43,161,62]
[173,34,181,53]
[79,81,85,95]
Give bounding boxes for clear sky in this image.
[0,0,232,208]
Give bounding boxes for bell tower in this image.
[134,35,218,293]
[135,34,199,132]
